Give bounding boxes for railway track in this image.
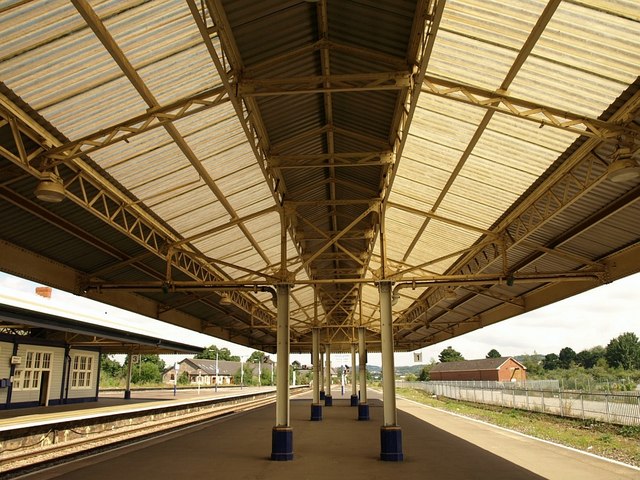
[1,388,305,477]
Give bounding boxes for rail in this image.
[0,386,308,474]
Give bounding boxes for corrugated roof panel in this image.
[510,3,640,115]
[333,90,396,140]
[531,1,640,83]
[441,0,544,51]
[383,209,429,261]
[328,0,416,58]
[510,56,633,117]
[259,94,324,146]
[224,0,316,67]
[426,29,517,91]
[105,141,193,191]
[137,46,222,105]
[405,222,481,271]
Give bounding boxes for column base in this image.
[380,426,403,461]
[350,394,358,406]
[310,403,323,421]
[320,390,325,400]
[124,390,131,400]
[271,426,294,461]
[324,395,333,406]
[358,403,370,420]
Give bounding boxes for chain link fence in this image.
[398,381,640,426]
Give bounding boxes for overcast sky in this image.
[1,271,638,367]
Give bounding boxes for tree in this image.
[605,332,640,370]
[520,353,544,376]
[127,354,165,384]
[196,345,240,362]
[486,349,501,358]
[558,347,577,369]
[576,346,605,369]
[234,363,256,386]
[542,353,560,370]
[247,350,268,364]
[439,346,464,363]
[100,354,123,378]
[177,371,190,385]
[418,365,432,381]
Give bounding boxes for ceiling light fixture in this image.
[35,172,65,203]
[219,293,232,305]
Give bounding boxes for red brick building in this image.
[429,357,526,382]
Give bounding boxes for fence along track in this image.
[1,389,300,475]
[399,381,640,426]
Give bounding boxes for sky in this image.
[1,271,638,367]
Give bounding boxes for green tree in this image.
[575,346,605,369]
[196,345,240,362]
[234,363,256,386]
[418,366,430,381]
[100,354,123,378]
[439,346,464,363]
[605,332,640,370]
[125,354,165,384]
[542,353,560,370]
[486,349,501,358]
[177,371,190,385]
[247,350,268,364]
[132,361,162,384]
[558,347,577,369]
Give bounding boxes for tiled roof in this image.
[430,357,524,373]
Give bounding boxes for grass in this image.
[396,387,640,467]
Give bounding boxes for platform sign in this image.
[131,354,140,364]
[10,356,21,365]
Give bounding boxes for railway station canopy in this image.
[1,0,639,354]
[0,287,204,354]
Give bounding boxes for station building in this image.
[0,287,202,410]
[429,357,527,382]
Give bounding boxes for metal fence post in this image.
[541,390,545,413]
[559,390,564,417]
[581,393,585,420]
[606,393,610,422]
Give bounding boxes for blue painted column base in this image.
[350,394,358,406]
[310,403,323,421]
[320,390,325,400]
[271,426,294,461]
[324,395,333,406]
[358,403,370,420]
[124,390,131,400]
[380,426,403,461]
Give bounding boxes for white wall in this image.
[10,344,65,406]
[67,349,99,400]
[0,340,12,404]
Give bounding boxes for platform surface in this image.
[11,388,639,480]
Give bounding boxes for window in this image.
[13,351,52,391]
[71,354,93,388]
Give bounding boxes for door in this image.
[39,371,50,406]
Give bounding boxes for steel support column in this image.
[350,343,358,406]
[319,350,325,400]
[358,327,369,420]
[379,281,403,461]
[271,283,293,461]
[325,343,332,406]
[311,327,322,420]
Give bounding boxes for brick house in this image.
[429,357,526,382]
